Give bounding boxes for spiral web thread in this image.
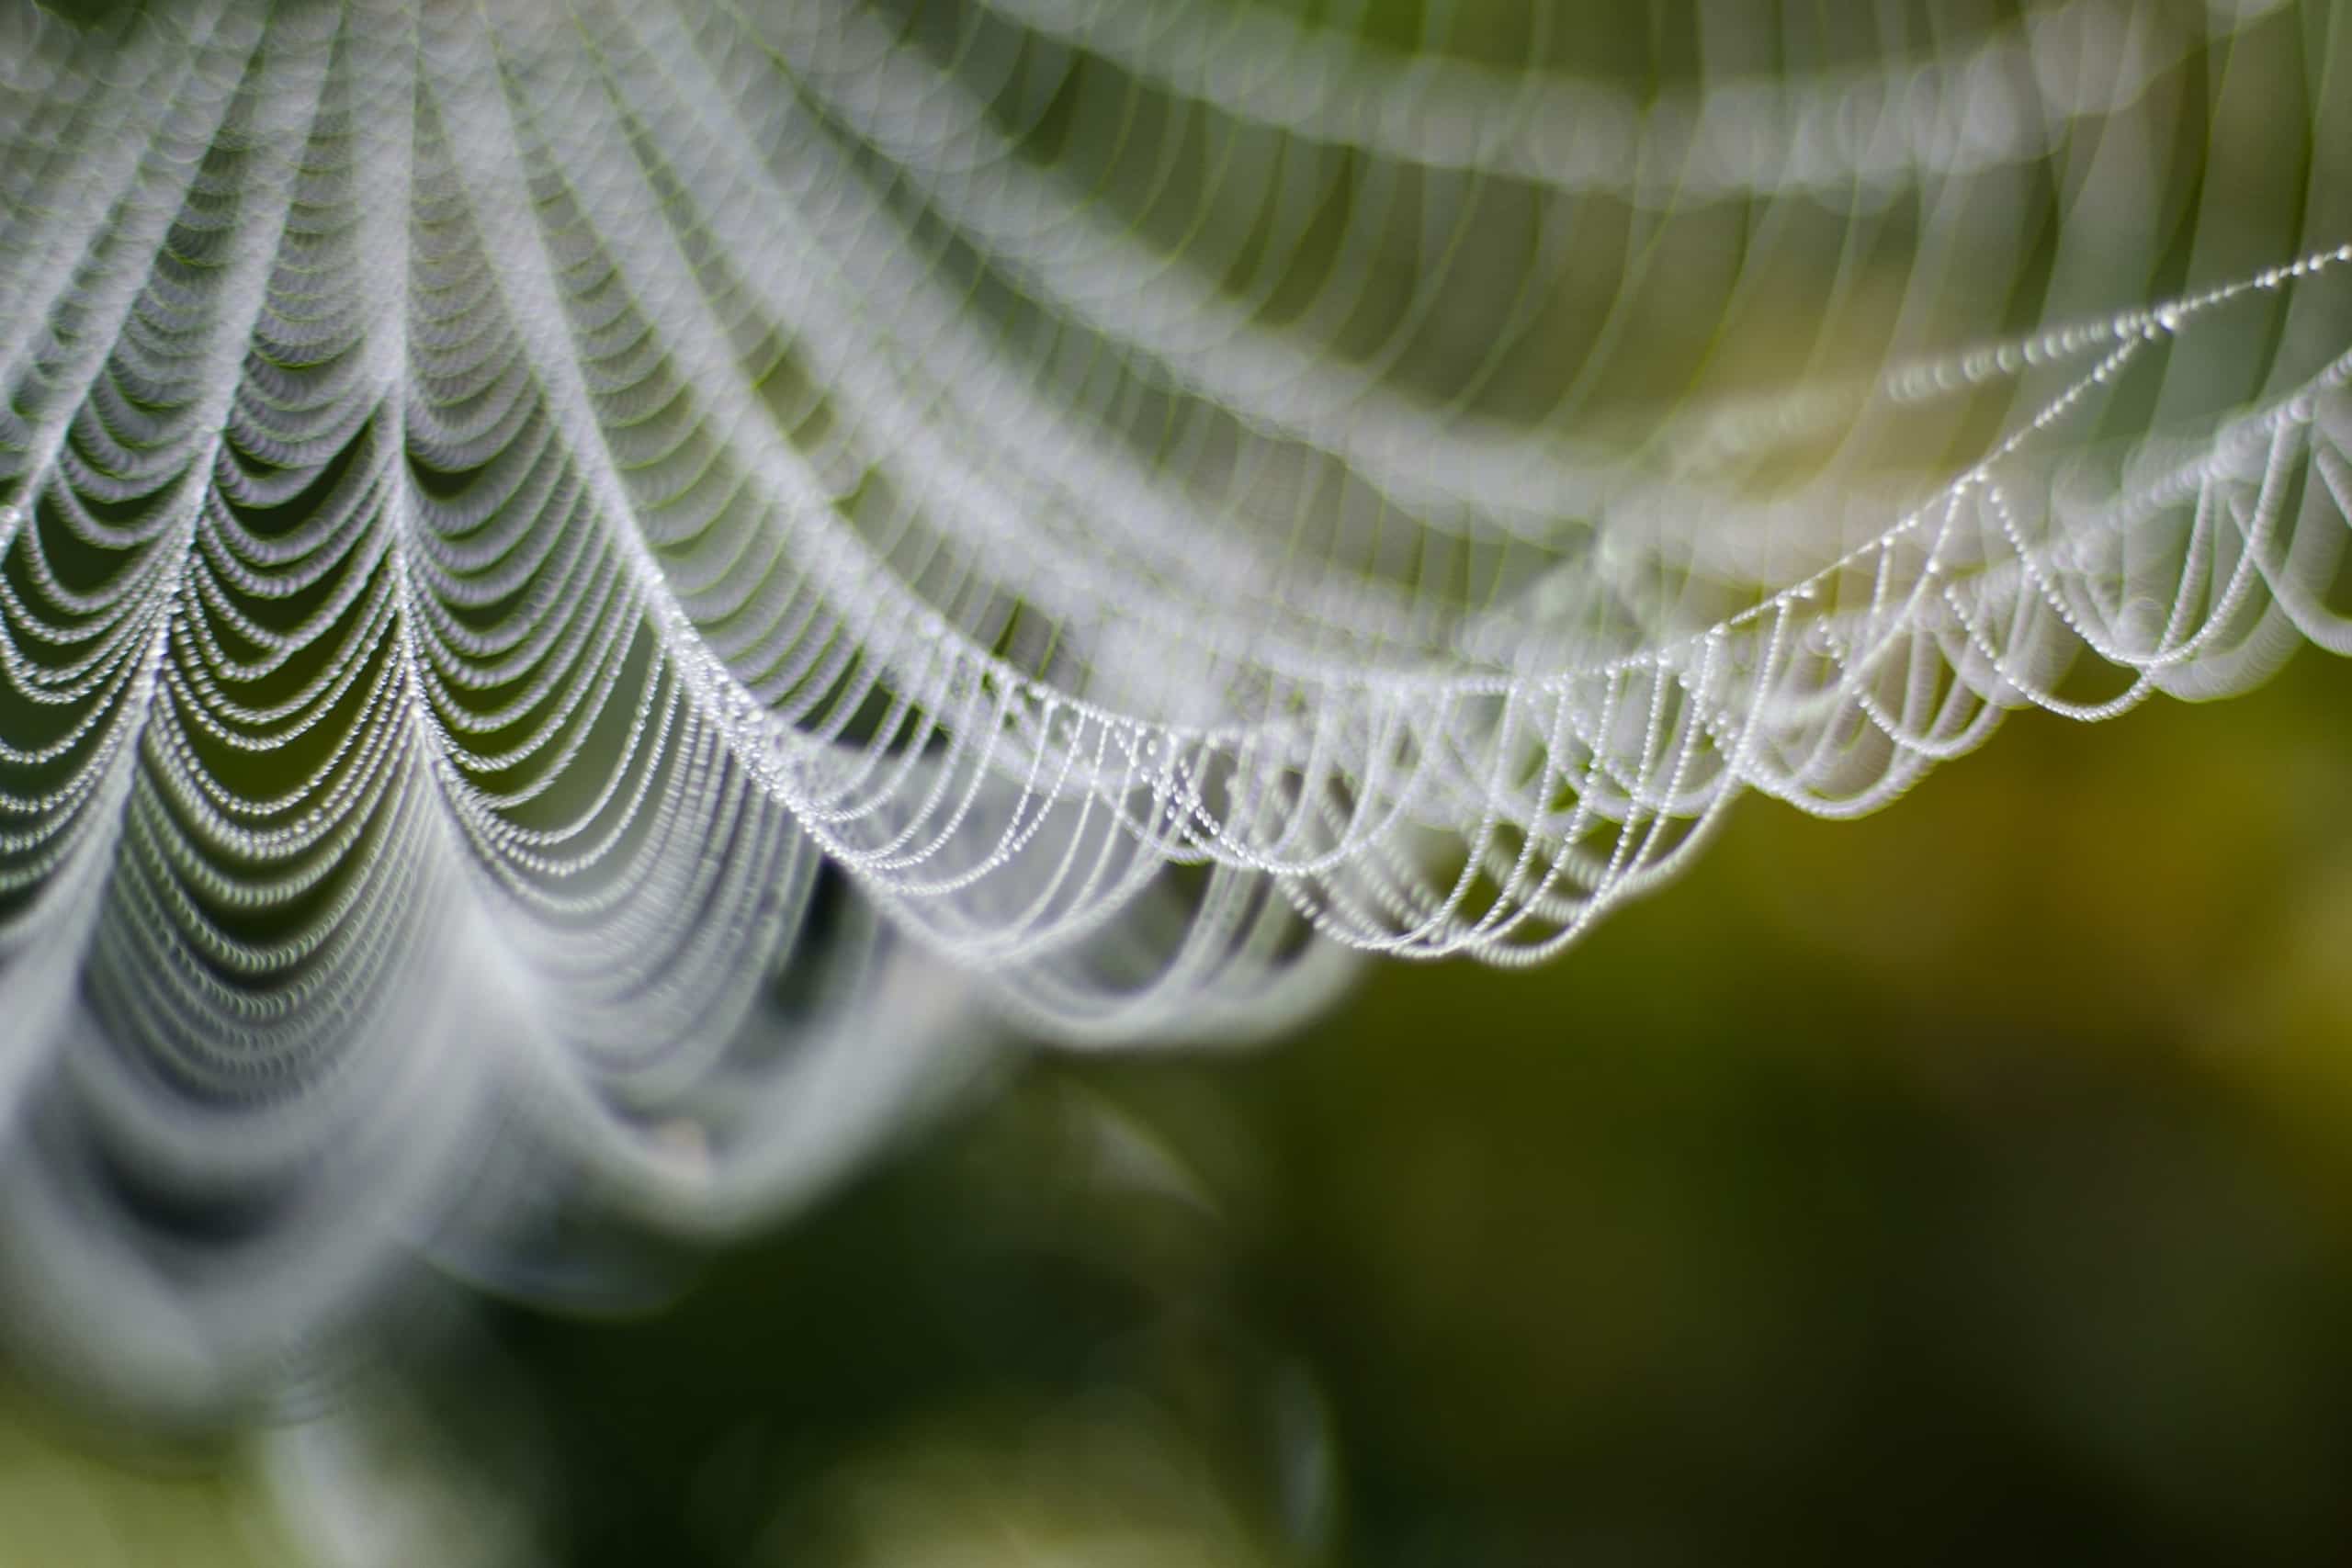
[0,0,2346,1404]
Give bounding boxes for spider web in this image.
[0,0,2346,1406]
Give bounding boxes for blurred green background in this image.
[15,648,2347,1567]
[504,653,2352,1568]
